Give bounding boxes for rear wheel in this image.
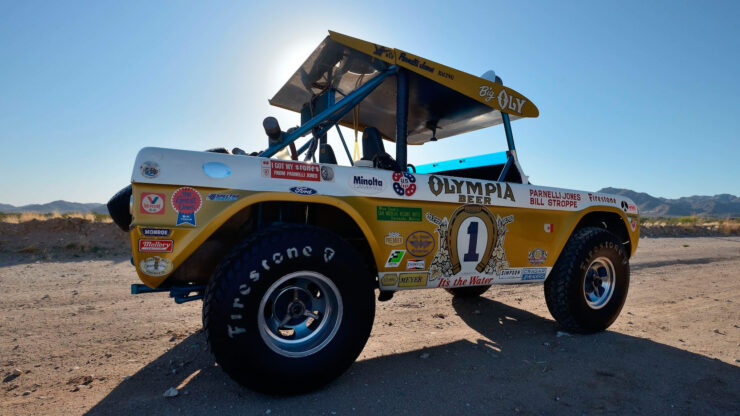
[544,227,630,333]
[203,224,375,394]
[445,285,491,298]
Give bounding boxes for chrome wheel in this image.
[258,271,343,358]
[583,257,616,309]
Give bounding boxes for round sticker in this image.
[139,256,173,276]
[392,172,416,197]
[140,161,160,178]
[171,187,202,226]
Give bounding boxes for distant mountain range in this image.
[0,200,108,214]
[1,189,738,217]
[598,188,740,217]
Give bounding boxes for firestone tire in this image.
[445,285,491,298]
[203,224,375,395]
[544,227,630,334]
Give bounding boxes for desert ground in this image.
[0,221,738,415]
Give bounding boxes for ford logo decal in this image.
[290,186,317,196]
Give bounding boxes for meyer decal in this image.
[140,161,160,178]
[380,273,398,286]
[140,193,165,215]
[405,231,435,257]
[207,193,239,201]
[262,159,320,181]
[351,175,385,194]
[522,268,547,281]
[428,176,515,203]
[138,239,173,253]
[406,259,425,270]
[385,250,405,268]
[377,206,422,222]
[290,186,318,196]
[171,187,202,226]
[139,256,173,277]
[384,232,403,246]
[398,272,428,288]
[529,189,581,209]
[141,228,171,237]
[426,206,514,281]
[392,172,416,196]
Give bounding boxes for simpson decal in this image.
[426,206,513,281]
[140,193,165,215]
[171,187,202,226]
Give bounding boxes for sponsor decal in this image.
[529,189,581,209]
[140,193,165,215]
[498,268,522,280]
[138,239,173,253]
[141,228,171,237]
[488,87,527,114]
[261,159,320,181]
[171,187,202,226]
[426,206,514,281]
[405,231,435,257]
[392,171,417,196]
[380,273,398,286]
[621,201,629,212]
[289,186,318,196]
[544,223,553,233]
[377,206,422,222]
[628,204,638,214]
[406,259,425,270]
[351,175,385,194]
[436,275,494,288]
[398,272,428,288]
[587,193,617,204]
[139,256,173,277]
[140,161,160,178]
[428,175,515,203]
[628,216,639,232]
[385,250,406,268]
[528,248,547,265]
[398,52,434,73]
[320,166,334,181]
[522,267,547,281]
[207,193,239,201]
[384,232,403,246]
[373,44,394,60]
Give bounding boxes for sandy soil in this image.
[0,227,738,415]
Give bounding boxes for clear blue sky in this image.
[1,0,738,205]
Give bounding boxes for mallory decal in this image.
[138,239,173,253]
[426,205,513,281]
[171,187,202,226]
[428,176,515,204]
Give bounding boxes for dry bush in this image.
[0,211,112,223]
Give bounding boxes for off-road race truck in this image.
[108,31,640,394]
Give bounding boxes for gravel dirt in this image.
[0,223,738,415]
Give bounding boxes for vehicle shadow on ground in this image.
[86,298,739,416]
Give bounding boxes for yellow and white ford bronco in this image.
[108,31,639,394]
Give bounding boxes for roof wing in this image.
[269,31,538,144]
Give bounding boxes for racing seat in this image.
[362,127,398,170]
[319,143,337,164]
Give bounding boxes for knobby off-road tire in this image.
[203,224,375,395]
[544,227,630,333]
[445,285,492,298]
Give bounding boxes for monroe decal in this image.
[428,175,515,204]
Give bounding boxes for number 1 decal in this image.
[463,221,480,261]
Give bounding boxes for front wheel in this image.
[544,227,630,333]
[203,225,375,394]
